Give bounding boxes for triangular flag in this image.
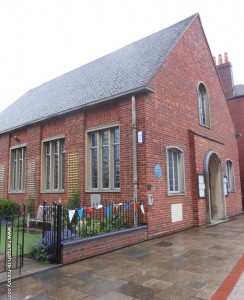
[106,206,111,217]
[113,203,122,209]
[87,207,94,214]
[124,204,129,212]
[96,204,103,209]
[140,203,145,214]
[77,208,83,219]
[68,209,76,222]
[134,202,140,209]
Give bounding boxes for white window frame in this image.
[41,136,65,193]
[197,82,210,128]
[166,146,185,195]
[226,159,235,192]
[86,124,120,192]
[9,145,26,193]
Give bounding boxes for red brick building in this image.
[0,13,242,238]
[216,53,244,209]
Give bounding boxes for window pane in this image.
[44,139,65,191]
[89,127,120,190]
[90,133,98,188]
[91,133,97,147]
[12,150,17,191]
[113,128,120,144]
[53,141,59,190]
[113,128,120,188]
[102,130,109,188]
[199,84,208,126]
[18,149,23,190]
[22,149,26,190]
[226,161,234,191]
[45,143,50,190]
[168,149,180,192]
[168,150,174,191]
[60,140,65,190]
[227,162,230,189]
[11,148,25,192]
[173,151,179,191]
[200,92,206,124]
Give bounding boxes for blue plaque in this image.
[155,164,162,177]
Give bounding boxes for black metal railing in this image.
[61,200,144,240]
[41,200,144,263]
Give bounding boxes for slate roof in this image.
[233,84,244,97]
[0,14,197,134]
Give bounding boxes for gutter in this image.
[228,94,244,101]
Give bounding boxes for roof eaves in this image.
[0,85,154,135]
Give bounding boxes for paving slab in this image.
[0,214,244,299]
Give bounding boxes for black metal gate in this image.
[42,201,62,264]
[0,204,25,274]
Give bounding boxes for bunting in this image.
[77,208,83,219]
[96,204,103,209]
[87,207,94,214]
[68,209,76,222]
[124,204,129,212]
[106,206,111,217]
[134,202,140,209]
[113,203,123,209]
[140,203,145,214]
[68,201,145,221]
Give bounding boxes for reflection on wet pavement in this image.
[0,215,244,299]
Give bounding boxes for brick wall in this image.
[61,226,147,264]
[0,98,137,209]
[228,97,244,196]
[138,16,242,237]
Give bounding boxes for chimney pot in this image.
[218,54,223,65]
[224,52,229,63]
[213,56,216,65]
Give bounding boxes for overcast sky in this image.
[0,0,243,113]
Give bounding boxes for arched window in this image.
[198,83,210,127]
[166,147,185,194]
[226,160,235,191]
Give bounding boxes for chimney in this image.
[216,52,234,99]
[224,52,229,63]
[213,56,216,65]
[218,54,223,65]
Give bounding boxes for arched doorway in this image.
[204,152,226,224]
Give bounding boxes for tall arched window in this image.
[166,147,185,194]
[198,83,210,127]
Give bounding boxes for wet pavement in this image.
[0,214,244,300]
[0,257,60,284]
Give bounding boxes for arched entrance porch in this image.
[204,152,226,224]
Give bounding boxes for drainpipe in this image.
[132,95,138,226]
